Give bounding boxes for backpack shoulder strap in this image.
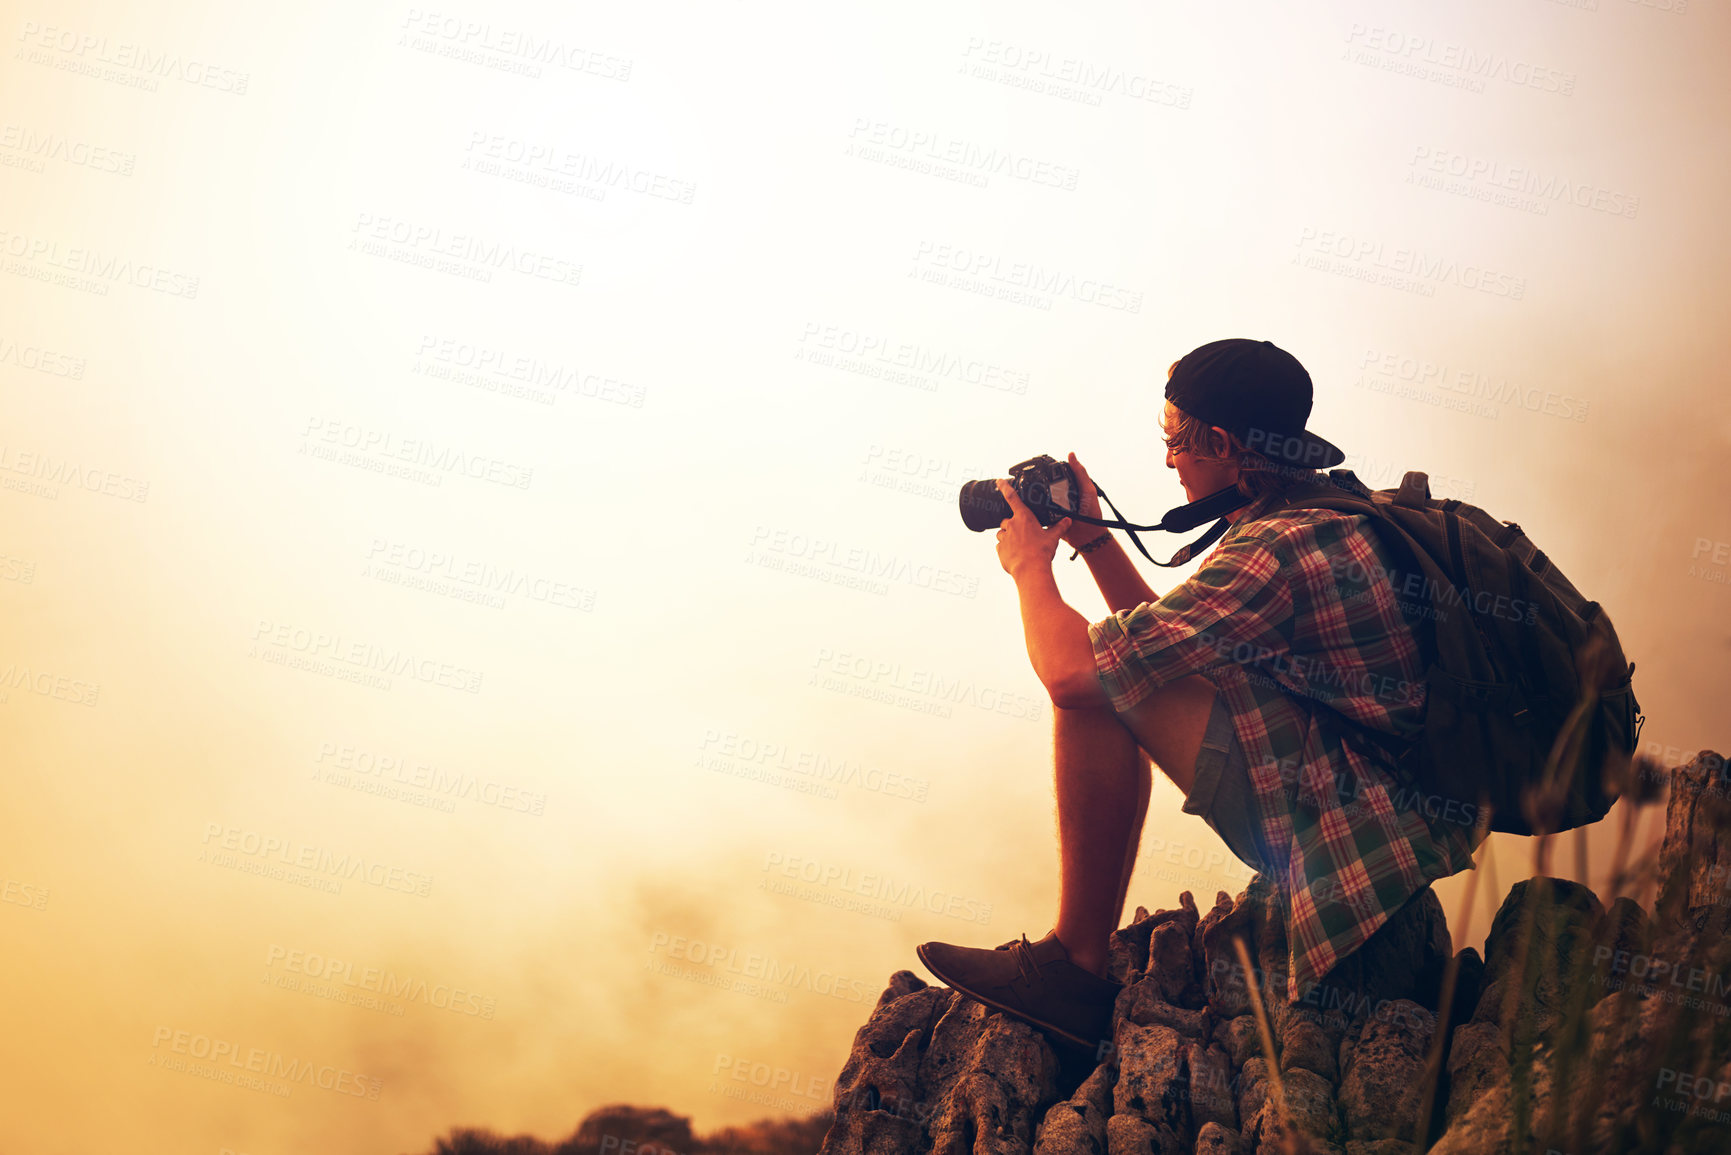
[1258,469,1452,775]
[1268,470,1385,521]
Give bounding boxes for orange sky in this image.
[2,2,1728,1153]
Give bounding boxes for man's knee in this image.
[1116,679,1218,793]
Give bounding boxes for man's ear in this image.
[1208,426,1233,459]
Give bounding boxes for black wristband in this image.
[1069,533,1112,561]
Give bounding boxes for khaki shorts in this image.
[1180,695,1273,874]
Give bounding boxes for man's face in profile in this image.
[1161,364,1239,504]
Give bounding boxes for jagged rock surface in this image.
[818,751,1730,1155]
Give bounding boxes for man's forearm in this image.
[1079,534,1157,615]
[1011,565,1109,706]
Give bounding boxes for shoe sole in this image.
[914,943,1104,1052]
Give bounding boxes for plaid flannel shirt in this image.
[1088,507,1483,1002]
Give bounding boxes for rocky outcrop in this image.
[819,750,1729,1155]
[814,970,1062,1155]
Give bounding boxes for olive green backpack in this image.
[1279,469,1642,835]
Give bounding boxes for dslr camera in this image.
[958,454,1080,532]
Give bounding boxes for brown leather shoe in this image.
[915,931,1121,1049]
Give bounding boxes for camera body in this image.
[958,454,1079,532]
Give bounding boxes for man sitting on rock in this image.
[916,338,1484,1051]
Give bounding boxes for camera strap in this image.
[1061,484,1251,568]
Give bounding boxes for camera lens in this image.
[958,479,1011,532]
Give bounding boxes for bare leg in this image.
[1051,703,1146,977]
[1052,675,1220,977]
[1112,746,1154,932]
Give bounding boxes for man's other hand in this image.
[995,479,1071,578]
[1058,452,1107,549]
